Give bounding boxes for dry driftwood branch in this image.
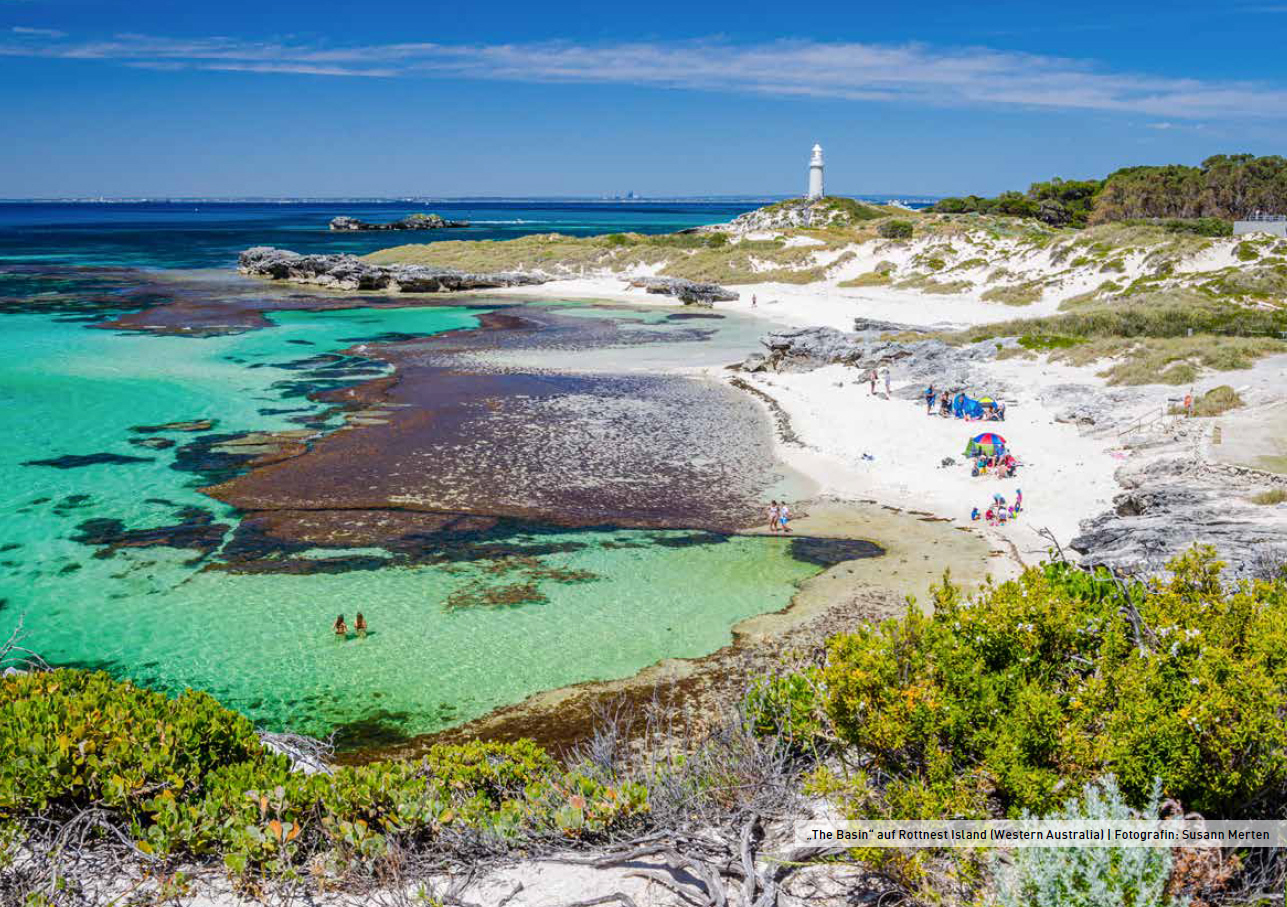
[560,895,641,907]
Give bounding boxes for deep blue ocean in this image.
[0,200,772,270]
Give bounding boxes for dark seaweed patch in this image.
[24,453,153,469]
[331,710,416,751]
[788,536,885,567]
[70,508,229,560]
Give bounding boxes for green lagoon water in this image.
[0,203,824,748]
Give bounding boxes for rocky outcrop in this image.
[738,326,1014,397]
[726,197,872,233]
[1071,456,1287,579]
[329,213,467,231]
[626,276,739,307]
[238,247,548,293]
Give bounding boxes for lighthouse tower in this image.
[807,144,825,199]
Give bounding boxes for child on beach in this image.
[768,501,780,533]
[971,507,980,521]
[985,508,996,525]
[869,369,878,395]
[1016,488,1023,510]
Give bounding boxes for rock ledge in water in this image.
[238,247,548,293]
[329,213,468,231]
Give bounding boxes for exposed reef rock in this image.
[626,276,739,307]
[1071,457,1287,579]
[238,247,549,293]
[329,214,468,231]
[738,326,1014,397]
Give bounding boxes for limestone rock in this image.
[1071,456,1287,579]
[238,247,547,293]
[626,276,739,306]
[741,326,1014,399]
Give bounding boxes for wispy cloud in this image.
[1,31,1285,119]
[11,25,64,37]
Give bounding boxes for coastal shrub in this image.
[993,777,1179,907]
[981,282,1045,306]
[813,550,1287,819]
[743,671,827,754]
[0,671,648,872]
[840,270,892,288]
[1252,489,1287,506]
[879,219,915,240]
[1236,242,1261,262]
[1167,385,1244,417]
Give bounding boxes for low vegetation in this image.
[745,549,1287,904]
[0,669,646,883]
[955,302,1287,384]
[1252,489,1287,505]
[1168,385,1244,417]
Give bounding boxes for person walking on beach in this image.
[883,368,892,399]
[925,385,935,415]
[778,502,792,533]
[869,369,878,395]
[752,294,757,308]
[354,612,368,638]
[1184,389,1194,417]
[333,614,348,638]
[768,500,780,533]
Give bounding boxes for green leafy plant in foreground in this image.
[0,670,647,875]
[808,548,1287,820]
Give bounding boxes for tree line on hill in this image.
[931,154,1287,229]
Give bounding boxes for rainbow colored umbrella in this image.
[964,432,1007,457]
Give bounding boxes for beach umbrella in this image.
[964,432,1008,457]
[979,397,995,405]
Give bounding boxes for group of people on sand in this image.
[923,386,1006,421]
[972,489,1023,527]
[333,613,368,639]
[868,368,892,398]
[972,450,1019,479]
[767,500,792,533]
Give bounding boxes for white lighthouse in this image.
[807,144,825,199]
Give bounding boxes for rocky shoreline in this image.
[238,246,548,293]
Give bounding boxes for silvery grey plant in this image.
[993,776,1186,907]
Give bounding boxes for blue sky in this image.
[2,0,1286,197]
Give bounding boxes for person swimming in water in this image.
[354,612,367,638]
[334,614,348,638]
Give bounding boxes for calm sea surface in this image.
[0,201,826,747]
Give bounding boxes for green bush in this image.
[879,219,915,240]
[817,549,1287,819]
[0,671,648,872]
[1236,242,1261,262]
[743,671,826,753]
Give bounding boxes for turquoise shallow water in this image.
[1,302,821,745]
[0,202,827,748]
